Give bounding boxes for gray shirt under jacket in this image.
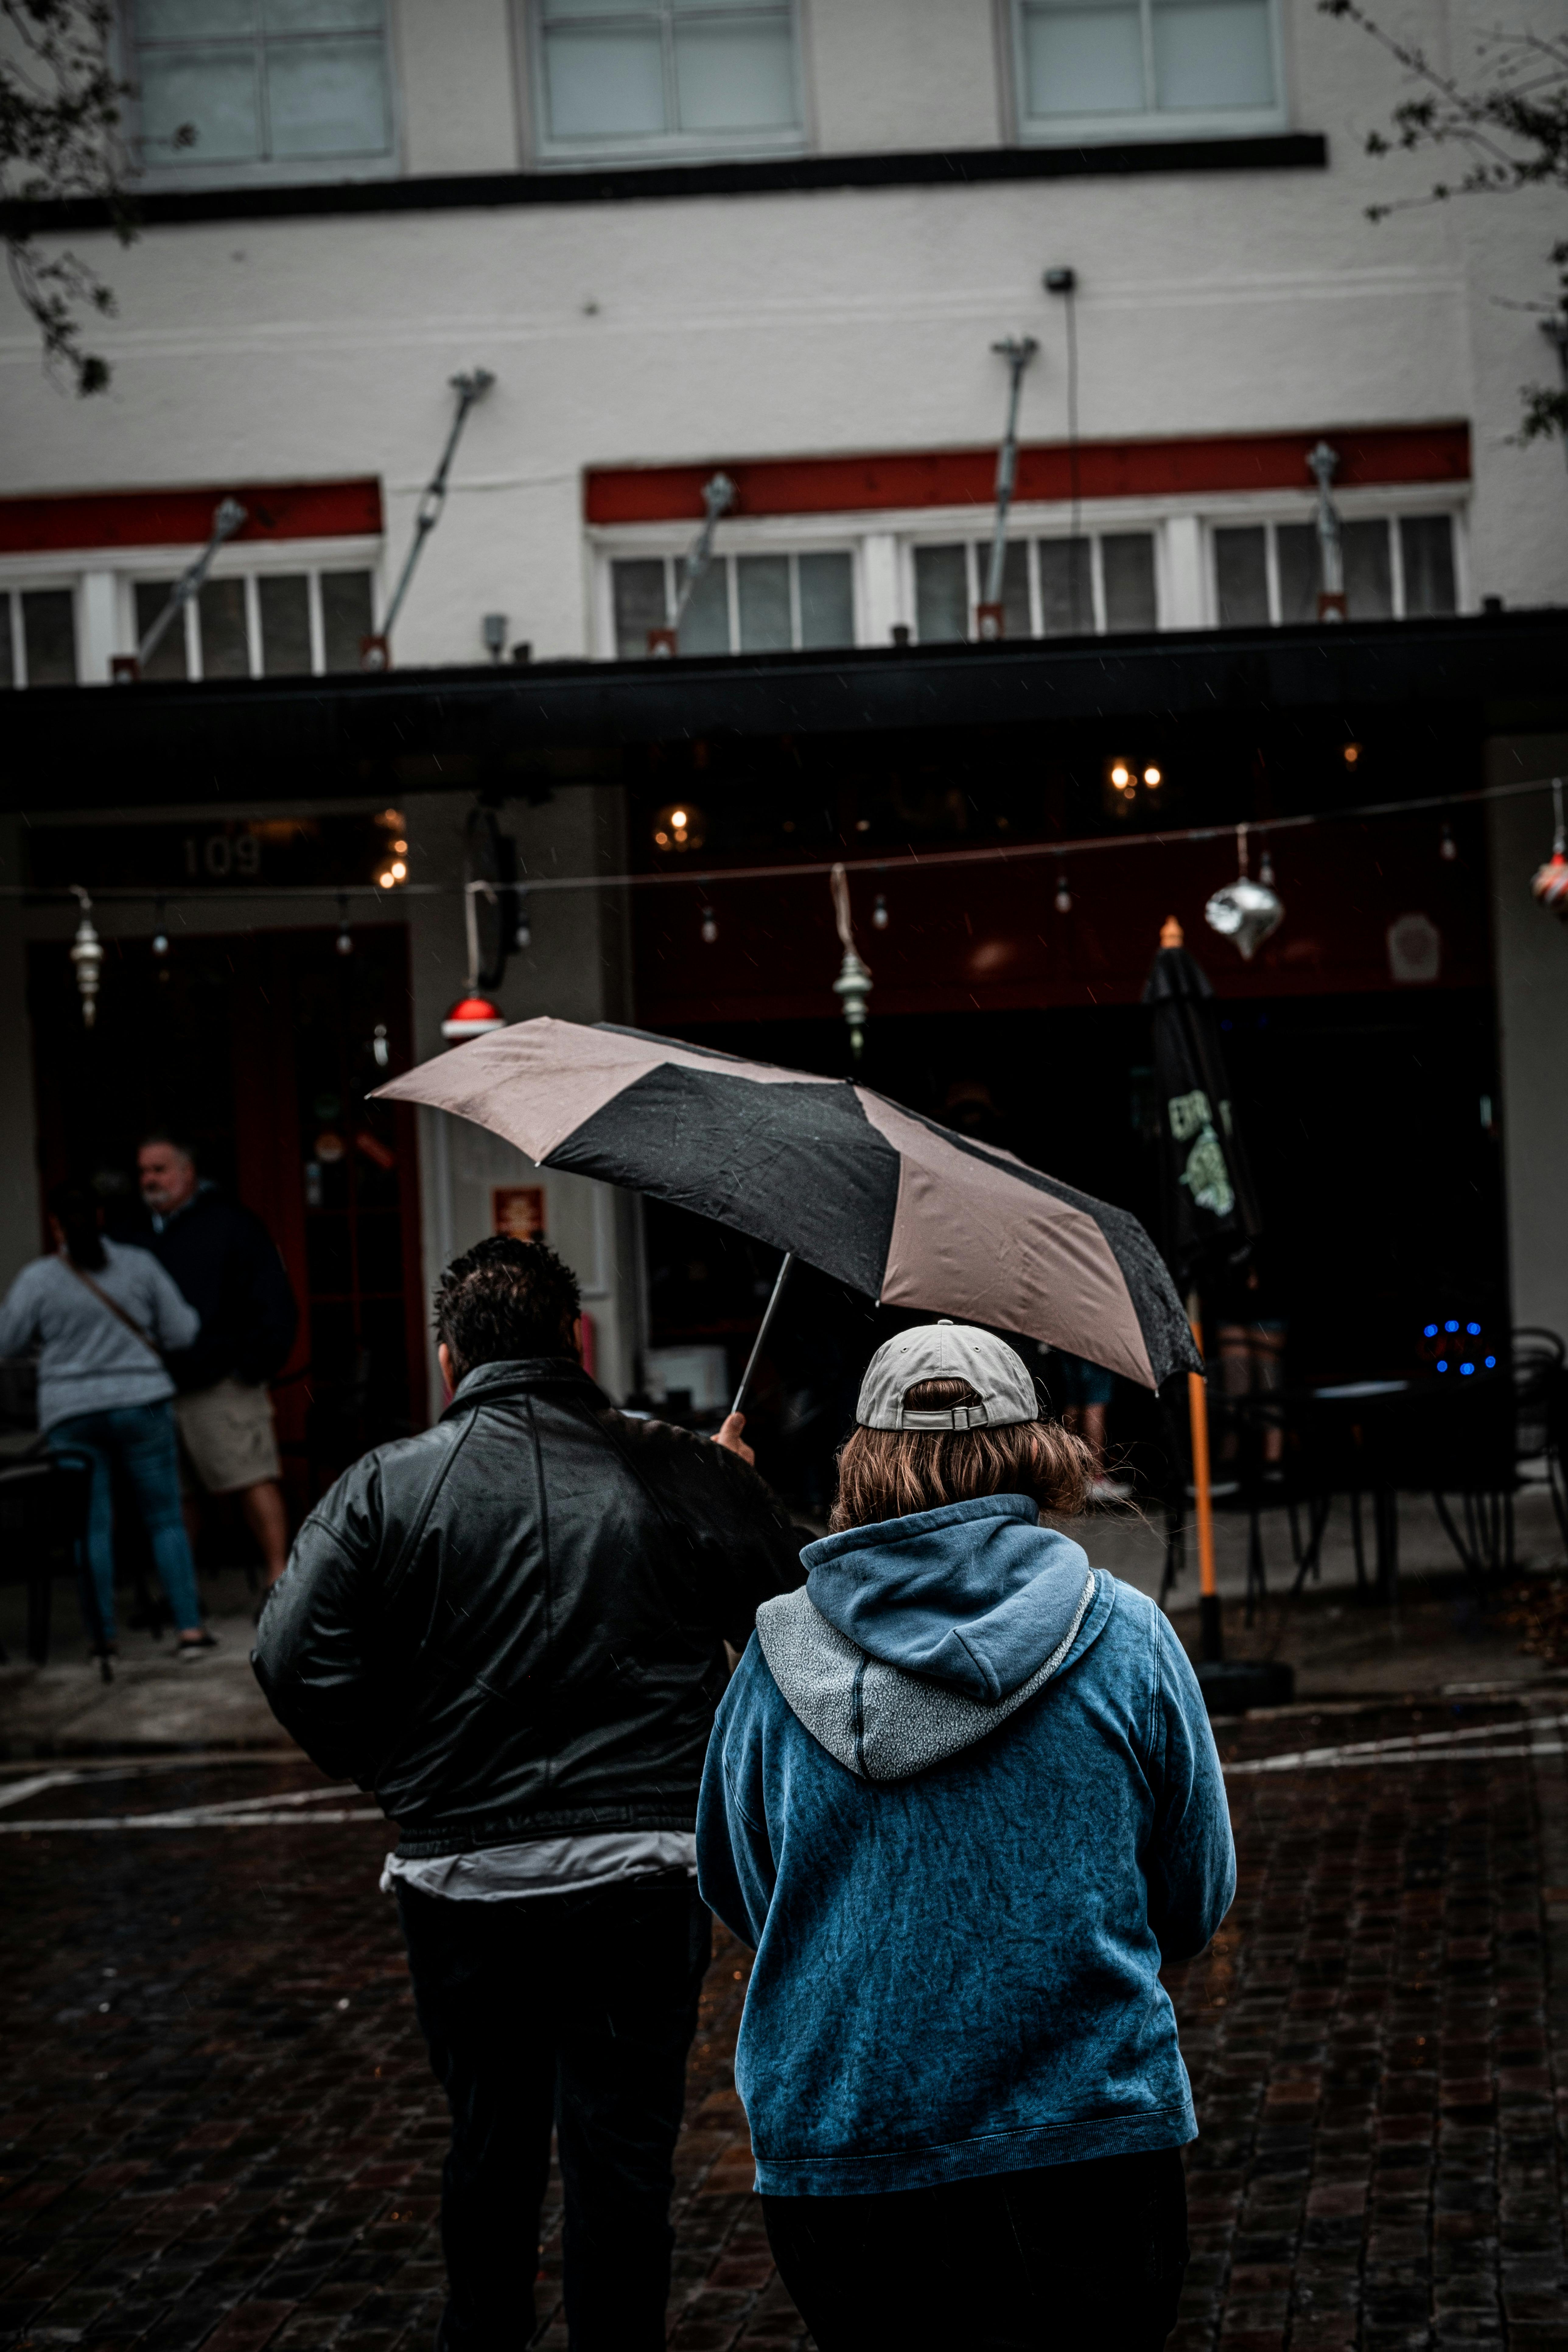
[0,1243,201,1433]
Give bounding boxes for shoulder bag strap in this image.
[58,1254,166,1367]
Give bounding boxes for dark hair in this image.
[49,1180,107,1273]
[435,1235,581,1380]
[829,1377,1092,1532]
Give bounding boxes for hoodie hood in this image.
[804,1495,1092,1700]
[756,1496,1104,1784]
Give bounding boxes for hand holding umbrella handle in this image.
[730,1252,796,1421]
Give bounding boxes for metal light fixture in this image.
[69,886,103,1027]
[1205,825,1284,961]
[830,864,872,1061]
[1532,777,1568,922]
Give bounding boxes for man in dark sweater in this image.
[138,1136,298,1588]
[254,1235,807,2351]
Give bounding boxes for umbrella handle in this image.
[731,1253,796,1421]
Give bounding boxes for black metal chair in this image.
[0,1454,102,1676]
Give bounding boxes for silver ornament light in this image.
[1205,825,1284,961]
[830,863,873,1061]
[69,886,103,1028]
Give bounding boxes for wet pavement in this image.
[4,1683,1568,2346]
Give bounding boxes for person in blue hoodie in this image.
[697,1320,1235,2351]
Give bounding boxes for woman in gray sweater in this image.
[0,1183,209,1654]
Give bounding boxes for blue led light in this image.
[1461,1362,1475,1375]
[1437,1360,1448,1373]
[1444,1321,1459,1334]
[1466,1322,1481,1336]
[1485,1356,1496,1369]
[1423,1324,1439,1338]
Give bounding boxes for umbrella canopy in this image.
[376,1018,1200,1390]
[1142,939,1262,1288]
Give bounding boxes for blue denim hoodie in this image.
[696,1494,1235,2196]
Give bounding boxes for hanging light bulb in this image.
[69,886,103,1029]
[1439,823,1458,863]
[513,891,531,952]
[335,895,354,957]
[150,898,170,959]
[1206,824,1284,961]
[1258,843,1276,889]
[1532,777,1568,921]
[372,1023,390,1070]
[872,893,889,931]
[700,904,718,945]
[828,865,873,1060]
[1054,872,1072,914]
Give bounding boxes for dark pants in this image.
[762,2145,1189,2352]
[397,1874,711,2352]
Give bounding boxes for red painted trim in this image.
[586,426,1471,524]
[0,478,383,555]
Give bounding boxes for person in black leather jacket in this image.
[253,1234,806,2352]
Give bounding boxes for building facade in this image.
[2,0,1566,1489]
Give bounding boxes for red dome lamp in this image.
[441,993,507,1042]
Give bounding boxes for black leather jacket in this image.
[252,1357,807,1857]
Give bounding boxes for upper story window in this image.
[533,0,803,163]
[1212,514,1458,625]
[1011,0,1282,140]
[134,0,395,184]
[611,549,852,656]
[912,532,1158,641]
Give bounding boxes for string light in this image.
[1054,873,1072,914]
[700,904,718,944]
[335,895,353,957]
[1439,824,1457,862]
[151,897,170,958]
[872,893,889,930]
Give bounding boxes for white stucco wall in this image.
[0,0,1562,670]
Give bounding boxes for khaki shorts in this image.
[174,1377,282,1496]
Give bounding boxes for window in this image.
[611,550,852,657]
[1211,516,1457,626]
[0,590,78,687]
[131,567,375,676]
[534,0,802,160]
[912,533,1157,641]
[1012,0,1280,138]
[134,0,394,179]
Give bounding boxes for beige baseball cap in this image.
[856,1321,1040,1433]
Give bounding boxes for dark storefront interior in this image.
[13,609,1558,1517]
[27,923,425,1527]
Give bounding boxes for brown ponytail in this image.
[829,1377,1094,1533]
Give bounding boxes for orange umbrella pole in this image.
[1188,1294,1223,1663]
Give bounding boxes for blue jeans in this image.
[48,1403,202,1644]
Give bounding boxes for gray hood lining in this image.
[754,1570,1096,1783]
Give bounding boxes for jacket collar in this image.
[440,1356,607,1421]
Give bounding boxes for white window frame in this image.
[123,1,403,192]
[0,577,83,688]
[594,529,862,656]
[116,542,383,678]
[903,527,1168,641]
[1203,494,1470,626]
[524,0,807,169]
[1008,0,1287,145]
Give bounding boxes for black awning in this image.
[5,608,1565,815]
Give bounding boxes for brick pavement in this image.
[3,1693,1567,2350]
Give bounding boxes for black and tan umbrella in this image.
[376,1017,1199,1405]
